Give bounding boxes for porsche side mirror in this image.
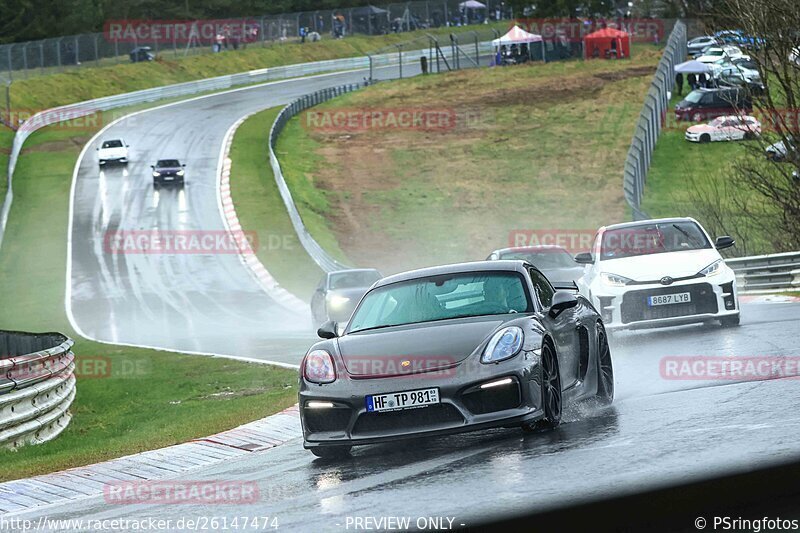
[548,291,578,319]
[715,236,735,250]
[150,165,155,169]
[182,164,186,167]
[317,320,338,339]
[574,252,594,265]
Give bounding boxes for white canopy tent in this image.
[459,0,486,8]
[492,25,543,46]
[492,26,545,62]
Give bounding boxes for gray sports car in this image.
[299,260,614,458]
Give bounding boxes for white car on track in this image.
[685,115,760,143]
[575,217,740,330]
[97,139,129,166]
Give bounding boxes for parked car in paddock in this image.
[685,115,760,143]
[97,139,129,166]
[765,136,798,163]
[696,45,747,64]
[300,261,614,458]
[687,36,720,58]
[674,88,752,122]
[486,245,585,283]
[714,30,765,50]
[151,159,185,188]
[574,217,740,330]
[311,268,383,328]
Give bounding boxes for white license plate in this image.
[648,292,692,306]
[366,387,440,413]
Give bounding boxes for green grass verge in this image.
[277,44,663,272]
[229,107,324,301]
[0,108,298,482]
[9,23,507,113]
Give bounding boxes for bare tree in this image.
[692,0,800,252]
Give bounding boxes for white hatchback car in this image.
[575,218,740,330]
[696,45,746,64]
[685,115,760,143]
[97,139,129,166]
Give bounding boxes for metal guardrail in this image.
[623,20,687,220]
[269,85,367,273]
[727,252,800,293]
[0,330,75,449]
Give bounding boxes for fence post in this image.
[397,44,403,79]
[39,43,44,76]
[56,37,62,71]
[22,44,28,79]
[74,36,80,66]
[94,35,99,65]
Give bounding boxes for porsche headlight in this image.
[152,171,161,177]
[699,259,722,277]
[600,272,633,287]
[303,350,336,384]
[327,295,350,309]
[481,326,524,364]
[177,169,185,177]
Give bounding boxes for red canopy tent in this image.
[583,27,631,60]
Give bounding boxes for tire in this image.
[700,133,711,143]
[720,314,740,327]
[310,445,352,459]
[595,323,614,405]
[536,341,562,430]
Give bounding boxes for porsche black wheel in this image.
[537,342,562,430]
[310,446,352,459]
[595,323,614,405]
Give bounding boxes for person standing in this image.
[675,72,684,95]
[687,73,697,90]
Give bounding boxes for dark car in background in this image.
[151,159,185,188]
[487,245,585,283]
[674,88,752,122]
[300,261,614,458]
[129,46,155,63]
[311,268,382,328]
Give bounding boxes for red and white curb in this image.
[0,405,301,515]
[216,114,307,315]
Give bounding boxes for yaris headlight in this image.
[600,272,633,287]
[699,259,722,277]
[481,326,524,364]
[303,350,336,384]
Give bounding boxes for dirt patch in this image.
[24,136,90,153]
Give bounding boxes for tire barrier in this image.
[0,330,75,449]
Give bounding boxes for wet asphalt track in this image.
[54,63,800,528]
[11,303,800,529]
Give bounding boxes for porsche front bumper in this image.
[300,352,545,449]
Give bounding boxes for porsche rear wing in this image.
[552,281,579,291]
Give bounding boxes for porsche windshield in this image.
[600,221,712,260]
[348,272,533,332]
